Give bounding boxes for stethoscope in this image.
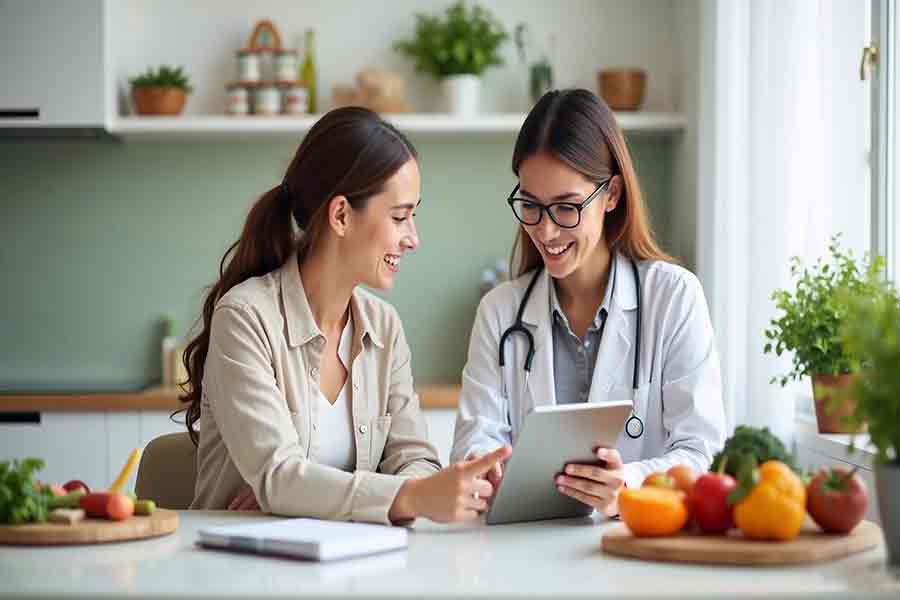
[498,256,646,439]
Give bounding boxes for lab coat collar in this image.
[613,251,638,311]
[521,251,636,331]
[548,256,617,332]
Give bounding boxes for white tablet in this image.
[485,401,633,525]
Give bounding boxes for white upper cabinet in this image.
[0,0,107,129]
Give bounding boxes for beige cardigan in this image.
[191,254,441,524]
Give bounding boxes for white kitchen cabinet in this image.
[423,408,456,466]
[0,0,107,129]
[0,413,109,491]
[0,409,455,494]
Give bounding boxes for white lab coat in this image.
[451,253,727,489]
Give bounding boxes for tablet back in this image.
[485,401,633,525]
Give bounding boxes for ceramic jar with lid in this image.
[226,85,249,115]
[237,51,261,83]
[256,85,281,115]
[284,86,308,115]
[275,50,298,84]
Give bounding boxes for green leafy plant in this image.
[763,234,885,386]
[129,65,193,92]
[393,1,508,78]
[711,425,800,477]
[0,458,53,525]
[836,276,900,465]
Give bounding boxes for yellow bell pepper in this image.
[733,460,806,541]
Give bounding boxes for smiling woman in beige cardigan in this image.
[180,107,510,525]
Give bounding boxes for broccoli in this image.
[711,426,800,477]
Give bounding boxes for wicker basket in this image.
[597,69,646,111]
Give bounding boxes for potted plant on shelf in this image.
[129,65,193,116]
[394,1,508,116]
[837,274,900,566]
[763,235,885,433]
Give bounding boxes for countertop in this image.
[1,511,898,599]
[0,384,461,412]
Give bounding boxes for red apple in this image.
[63,480,91,495]
[689,471,737,533]
[807,466,868,534]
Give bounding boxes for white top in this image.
[451,253,728,489]
[0,510,891,598]
[314,315,355,472]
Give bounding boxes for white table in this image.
[1,511,898,599]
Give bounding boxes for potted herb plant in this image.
[394,1,508,116]
[129,65,193,116]
[837,275,900,566]
[763,235,885,433]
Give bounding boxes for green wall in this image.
[0,135,672,389]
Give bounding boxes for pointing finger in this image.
[464,445,512,476]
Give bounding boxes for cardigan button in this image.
[358,424,368,435]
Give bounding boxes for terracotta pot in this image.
[132,87,187,116]
[597,68,646,111]
[811,373,867,434]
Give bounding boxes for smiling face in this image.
[516,152,618,280]
[343,158,421,290]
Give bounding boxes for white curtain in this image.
[695,0,870,442]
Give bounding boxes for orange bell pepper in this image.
[733,460,806,541]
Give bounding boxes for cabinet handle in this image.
[0,412,41,424]
[0,109,39,119]
[860,44,879,81]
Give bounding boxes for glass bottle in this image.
[301,29,318,114]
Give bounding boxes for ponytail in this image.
[180,185,296,445]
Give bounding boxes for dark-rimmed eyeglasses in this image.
[507,178,612,229]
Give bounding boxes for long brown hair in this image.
[179,107,417,445]
[510,88,673,277]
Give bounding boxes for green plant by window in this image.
[763,234,885,386]
[393,1,508,78]
[837,276,900,465]
[129,65,193,92]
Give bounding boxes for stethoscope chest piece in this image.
[625,413,644,439]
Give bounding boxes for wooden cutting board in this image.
[0,509,178,545]
[601,519,882,565]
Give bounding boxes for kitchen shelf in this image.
[108,112,686,142]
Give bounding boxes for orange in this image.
[642,472,675,489]
[618,487,689,537]
[666,464,698,495]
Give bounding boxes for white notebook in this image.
[197,518,408,562]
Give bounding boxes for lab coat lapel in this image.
[588,309,632,402]
[520,268,556,408]
[589,253,638,403]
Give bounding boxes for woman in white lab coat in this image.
[451,89,727,515]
